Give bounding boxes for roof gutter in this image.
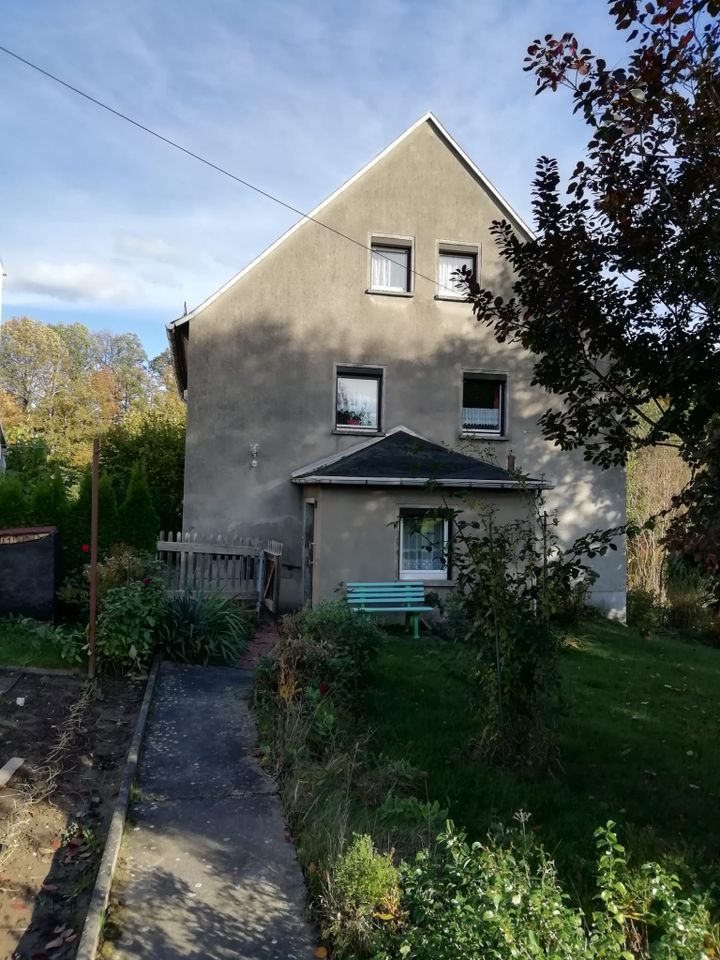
[166,320,188,397]
[291,475,552,490]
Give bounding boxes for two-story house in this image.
[168,113,626,617]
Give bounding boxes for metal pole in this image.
[88,437,99,679]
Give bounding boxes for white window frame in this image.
[398,513,450,581]
[461,371,508,438]
[368,234,414,296]
[436,242,479,300]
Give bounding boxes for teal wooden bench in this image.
[346,581,432,639]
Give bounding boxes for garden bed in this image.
[255,607,720,957]
[0,671,143,960]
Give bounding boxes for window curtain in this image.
[438,252,475,297]
[401,517,446,573]
[371,247,409,291]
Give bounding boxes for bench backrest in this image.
[346,581,426,609]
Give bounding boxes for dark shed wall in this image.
[0,528,59,620]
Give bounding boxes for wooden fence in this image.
[156,532,283,612]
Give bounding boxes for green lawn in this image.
[0,620,70,668]
[360,620,720,898]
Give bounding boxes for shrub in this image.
[117,463,159,553]
[374,821,717,960]
[57,546,158,619]
[388,821,585,960]
[160,591,251,665]
[66,469,119,567]
[626,588,662,636]
[451,498,620,766]
[0,474,28,526]
[324,834,400,958]
[279,601,384,695]
[29,469,68,526]
[96,577,166,673]
[665,554,714,633]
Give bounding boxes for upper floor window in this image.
[336,367,382,431]
[370,240,412,294]
[438,247,477,299]
[462,373,506,436]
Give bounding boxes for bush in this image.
[117,463,159,553]
[278,601,384,695]
[161,591,251,665]
[451,498,619,767]
[29,469,68,527]
[96,577,166,673]
[57,546,158,620]
[376,821,717,960]
[626,588,662,636]
[324,834,400,958]
[65,469,119,567]
[665,554,714,633]
[0,474,28,526]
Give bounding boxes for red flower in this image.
[319,681,329,696]
[143,577,152,586]
[81,544,90,553]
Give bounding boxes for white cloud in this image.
[10,261,146,305]
[113,232,182,263]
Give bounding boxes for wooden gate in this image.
[156,532,283,612]
[261,540,283,614]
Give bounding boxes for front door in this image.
[303,499,315,605]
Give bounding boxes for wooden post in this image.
[88,438,99,679]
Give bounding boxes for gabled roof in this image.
[291,427,549,489]
[167,112,533,334]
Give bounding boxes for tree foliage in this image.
[465,0,720,577]
[0,316,182,471]
[118,463,160,553]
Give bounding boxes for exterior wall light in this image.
[250,443,259,468]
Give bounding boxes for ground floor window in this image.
[399,511,449,580]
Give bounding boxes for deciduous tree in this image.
[466,0,720,579]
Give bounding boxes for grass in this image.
[360,619,720,900]
[0,619,70,668]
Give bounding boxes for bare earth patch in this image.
[0,671,142,960]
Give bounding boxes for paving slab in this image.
[110,662,316,960]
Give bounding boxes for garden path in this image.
[108,657,316,960]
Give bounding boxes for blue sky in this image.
[0,0,625,359]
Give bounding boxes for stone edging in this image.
[75,654,162,960]
[0,665,86,677]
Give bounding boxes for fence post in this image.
[256,551,266,612]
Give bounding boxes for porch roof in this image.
[291,427,550,490]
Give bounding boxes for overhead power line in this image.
[0,44,468,298]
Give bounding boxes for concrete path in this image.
[109,662,316,960]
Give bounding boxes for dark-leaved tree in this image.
[466,0,720,579]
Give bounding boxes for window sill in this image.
[365,288,413,298]
[400,577,456,588]
[434,294,470,303]
[460,432,510,442]
[333,428,384,437]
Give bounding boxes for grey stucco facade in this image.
[171,114,626,616]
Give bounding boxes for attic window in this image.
[370,240,412,294]
[438,247,477,299]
